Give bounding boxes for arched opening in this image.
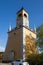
[18,13,22,17]
[24,13,27,18]
[9,50,15,61]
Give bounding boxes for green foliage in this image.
[25,23,43,65]
[37,23,43,52]
[26,53,43,65]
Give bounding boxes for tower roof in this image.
[17,7,28,14]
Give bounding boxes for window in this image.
[9,50,14,61]
[14,32,16,35]
[18,13,22,17]
[24,14,27,17]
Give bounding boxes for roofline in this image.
[23,26,36,34]
[16,7,28,14]
[0,52,4,53]
[8,26,36,34]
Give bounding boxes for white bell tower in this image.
[16,7,29,28]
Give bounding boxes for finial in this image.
[21,6,24,9]
[20,6,24,11]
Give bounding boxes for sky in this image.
[0,0,43,52]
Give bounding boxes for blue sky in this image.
[0,0,43,52]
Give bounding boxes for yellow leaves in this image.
[0,52,3,59]
[25,35,37,59]
[0,54,3,57]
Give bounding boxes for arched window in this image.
[18,13,22,17]
[9,50,15,61]
[24,14,27,18]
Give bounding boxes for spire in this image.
[8,23,12,31]
[34,25,36,33]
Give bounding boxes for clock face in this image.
[17,21,22,25]
[17,18,28,27]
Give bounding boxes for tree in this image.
[26,53,43,65]
[37,23,43,52]
[25,23,43,65]
[25,35,37,60]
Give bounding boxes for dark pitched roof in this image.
[17,7,28,14]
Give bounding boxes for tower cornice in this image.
[8,26,36,34]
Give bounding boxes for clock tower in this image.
[3,7,37,62]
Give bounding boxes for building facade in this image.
[3,8,37,62]
[0,52,4,63]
